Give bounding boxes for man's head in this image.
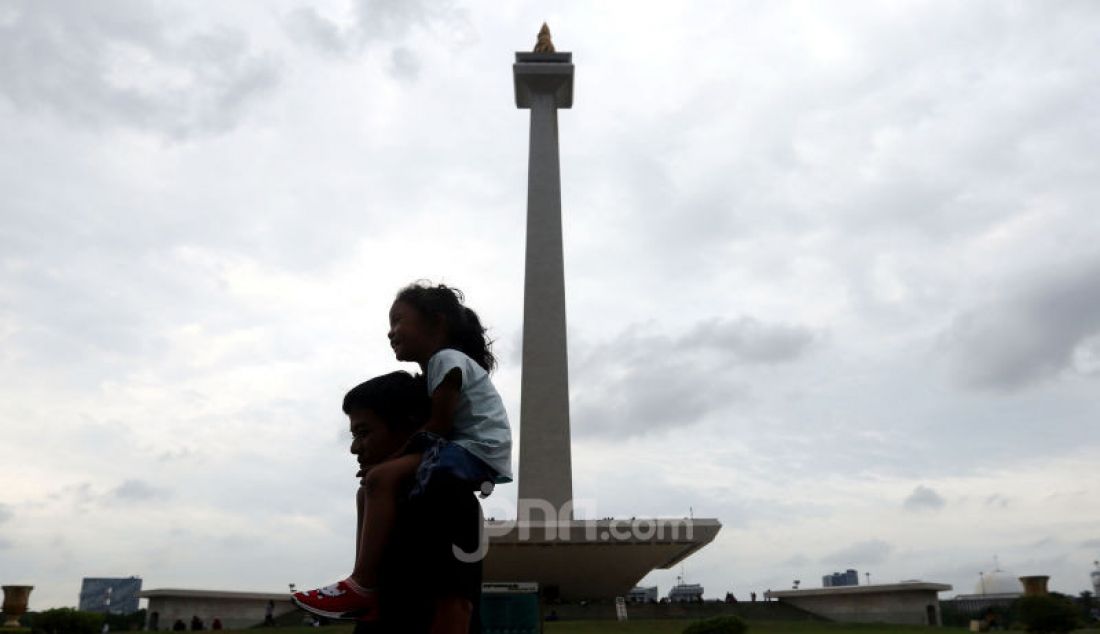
[344,371,428,476]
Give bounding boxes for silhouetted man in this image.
[345,373,484,634]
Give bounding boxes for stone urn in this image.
[1019,575,1050,597]
[1,586,33,628]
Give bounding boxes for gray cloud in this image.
[284,7,352,56]
[1080,538,1100,550]
[782,554,811,567]
[157,448,199,463]
[110,479,169,503]
[689,318,818,364]
[46,483,97,515]
[0,537,11,550]
[985,494,1010,509]
[41,480,169,508]
[388,47,422,80]
[0,3,279,138]
[904,485,946,512]
[943,258,1100,390]
[0,503,12,524]
[569,317,817,437]
[283,0,469,78]
[353,0,466,40]
[822,539,893,566]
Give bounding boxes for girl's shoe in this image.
[290,579,380,621]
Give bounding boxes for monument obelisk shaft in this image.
[485,30,720,599]
[513,28,575,517]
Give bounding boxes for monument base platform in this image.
[482,518,720,600]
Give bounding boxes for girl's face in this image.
[388,300,446,365]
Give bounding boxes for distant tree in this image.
[26,608,104,634]
[105,608,146,631]
[1078,591,1098,623]
[1015,594,1081,633]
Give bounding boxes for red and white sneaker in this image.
[291,579,380,621]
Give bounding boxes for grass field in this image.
[537,620,967,634]
[245,620,975,634]
[545,622,971,634]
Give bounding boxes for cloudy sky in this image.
[2,0,1099,610]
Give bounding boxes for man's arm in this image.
[356,485,366,560]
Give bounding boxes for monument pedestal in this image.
[483,519,720,600]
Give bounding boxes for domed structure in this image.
[975,569,1021,596]
[951,561,1025,619]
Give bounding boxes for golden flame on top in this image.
[534,22,555,53]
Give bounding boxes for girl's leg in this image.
[351,452,422,588]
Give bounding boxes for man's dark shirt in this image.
[355,478,483,634]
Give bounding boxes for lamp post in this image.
[101,586,112,633]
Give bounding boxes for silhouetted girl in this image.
[293,281,512,622]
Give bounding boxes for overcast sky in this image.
[2,0,1099,610]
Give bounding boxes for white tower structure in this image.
[513,33,575,517]
[481,24,720,601]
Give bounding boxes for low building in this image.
[766,581,952,625]
[823,569,859,588]
[668,583,704,603]
[943,568,1024,624]
[79,577,143,614]
[628,586,658,603]
[138,589,296,630]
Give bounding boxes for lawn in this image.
[241,620,973,634]
[543,621,971,634]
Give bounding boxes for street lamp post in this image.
[102,587,112,633]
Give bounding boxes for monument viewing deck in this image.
[484,518,721,600]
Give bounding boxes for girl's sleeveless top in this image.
[425,348,513,483]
